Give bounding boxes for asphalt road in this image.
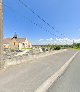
[47,51,80,92]
[0,50,77,92]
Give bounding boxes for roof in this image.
[4,38,26,44]
[4,38,11,44]
[16,38,26,43]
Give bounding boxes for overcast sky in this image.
[3,0,80,44]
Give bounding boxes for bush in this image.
[42,48,46,52]
[11,49,15,52]
[45,48,48,51]
[54,46,61,50]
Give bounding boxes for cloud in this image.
[46,38,53,41]
[39,39,44,41]
[37,38,80,45]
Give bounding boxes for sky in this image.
[3,0,80,45]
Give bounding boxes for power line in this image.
[3,2,61,39]
[4,0,65,38]
[19,0,66,38]
[3,1,69,45]
[19,0,54,29]
[25,17,60,38]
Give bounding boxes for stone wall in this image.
[1,49,67,69]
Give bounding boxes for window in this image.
[23,43,25,45]
[14,42,15,46]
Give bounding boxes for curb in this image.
[34,51,79,92]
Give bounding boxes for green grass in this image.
[74,48,80,50]
[71,47,80,50]
[22,48,32,50]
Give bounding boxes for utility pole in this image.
[73,40,74,47]
[0,0,3,56]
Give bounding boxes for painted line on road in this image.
[34,51,79,92]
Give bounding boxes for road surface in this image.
[0,50,77,92]
[47,51,80,92]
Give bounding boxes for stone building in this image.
[4,34,32,50]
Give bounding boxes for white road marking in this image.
[34,51,79,92]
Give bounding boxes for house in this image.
[4,38,11,49]
[4,34,32,50]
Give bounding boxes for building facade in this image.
[4,35,32,50]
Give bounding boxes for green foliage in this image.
[76,43,80,48]
[22,48,32,50]
[54,46,61,50]
[41,45,61,52]
[47,44,54,51]
[11,49,15,52]
[42,48,46,52]
[73,43,80,49]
